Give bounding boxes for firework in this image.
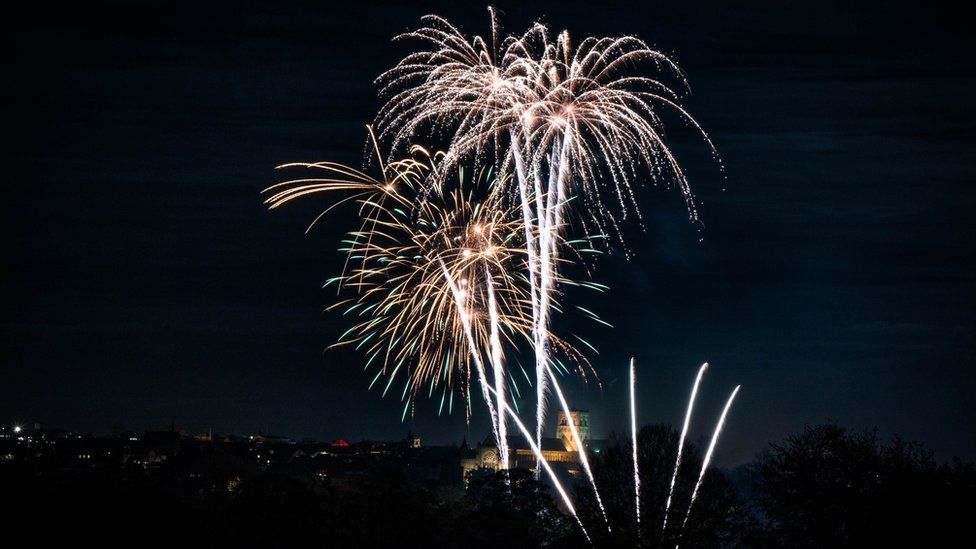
[485,383,591,543]
[267,10,731,543]
[375,11,717,486]
[265,135,517,454]
[630,358,640,536]
[679,385,742,537]
[264,131,603,470]
[662,362,708,533]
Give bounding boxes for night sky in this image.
[2,0,973,466]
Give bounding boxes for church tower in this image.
[556,409,590,451]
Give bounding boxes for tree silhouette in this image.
[450,468,574,548]
[748,423,975,547]
[573,424,752,548]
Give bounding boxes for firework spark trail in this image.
[630,357,641,536]
[438,259,504,462]
[662,362,709,533]
[678,385,742,541]
[509,133,546,460]
[533,242,549,462]
[484,384,591,543]
[532,132,571,455]
[543,361,610,529]
[484,264,509,468]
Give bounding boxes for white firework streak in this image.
[512,130,610,529]
[484,264,509,468]
[678,385,742,540]
[533,127,572,452]
[509,133,544,458]
[483,384,591,543]
[544,361,610,529]
[630,357,641,535]
[438,259,505,462]
[662,362,709,533]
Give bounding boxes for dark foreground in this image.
[4,423,972,548]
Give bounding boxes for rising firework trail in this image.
[662,362,709,533]
[678,385,742,541]
[484,264,509,468]
[438,258,503,462]
[568,361,740,543]
[544,359,610,528]
[484,384,591,543]
[630,357,641,536]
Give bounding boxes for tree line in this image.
[5,422,972,547]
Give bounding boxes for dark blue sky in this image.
[2,1,972,465]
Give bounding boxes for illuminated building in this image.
[406,431,421,448]
[556,409,590,452]
[461,409,600,479]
